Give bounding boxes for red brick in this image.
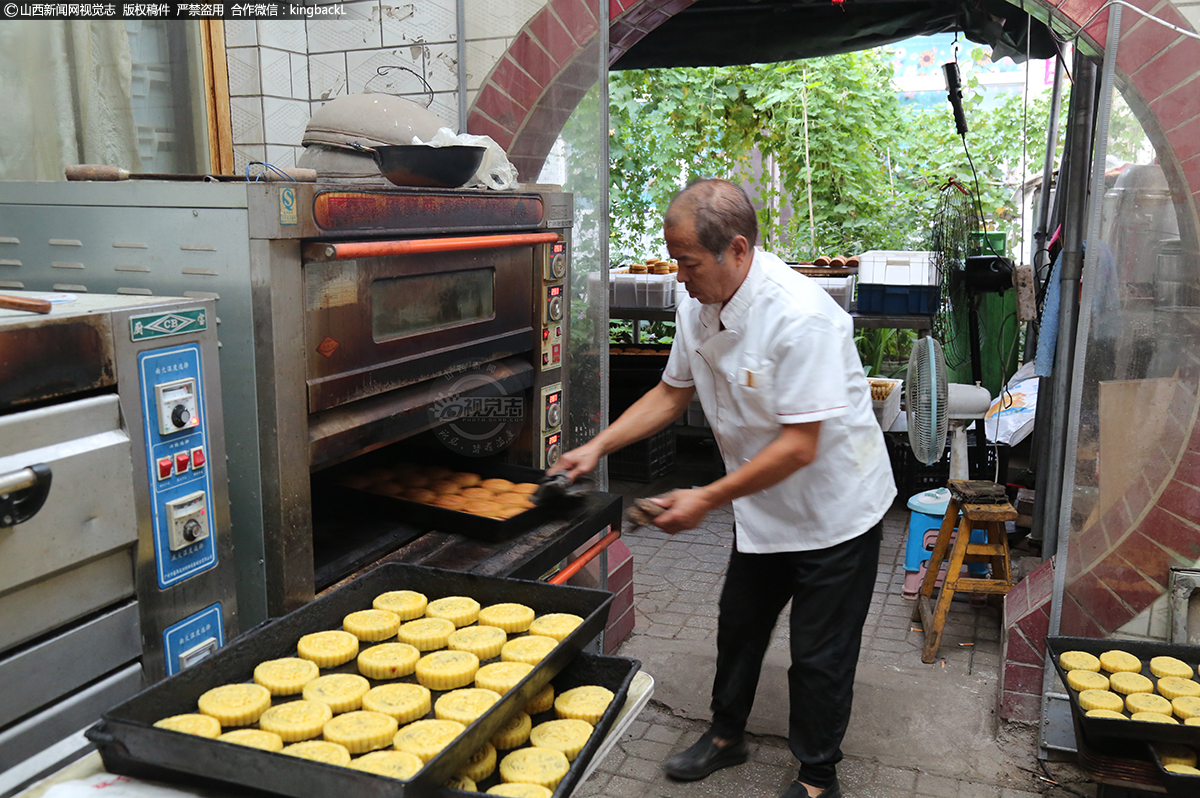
[999,690,1042,722]
[1016,604,1050,651]
[624,5,669,31]
[491,56,546,114]
[610,20,643,49]
[1092,554,1165,614]
[1140,506,1200,560]
[608,538,632,569]
[1117,540,1176,591]
[1004,662,1045,694]
[509,155,544,182]
[1172,450,1200,488]
[1003,579,1031,626]
[1076,522,1111,570]
[1125,475,1153,521]
[509,31,558,89]
[607,581,635,619]
[1183,154,1200,203]
[1159,478,1200,519]
[609,0,634,19]
[1117,12,1180,74]
[552,0,600,45]
[1169,116,1200,172]
[1004,625,1045,665]
[1101,499,1132,540]
[604,605,636,653]
[465,111,514,149]
[1071,570,1134,633]
[1134,39,1200,101]
[657,0,695,14]
[473,84,530,134]
[1143,445,1175,492]
[1060,589,1105,637]
[1027,558,1056,605]
[1066,541,1084,582]
[610,557,634,595]
[1149,80,1200,136]
[528,9,577,67]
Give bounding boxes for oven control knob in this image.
[546,443,561,466]
[546,402,562,429]
[182,518,203,543]
[550,253,567,279]
[170,404,191,429]
[547,296,563,321]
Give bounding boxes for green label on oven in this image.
[130,309,207,341]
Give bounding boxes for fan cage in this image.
[907,337,949,466]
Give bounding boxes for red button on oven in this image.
[157,457,173,481]
[191,447,206,469]
[552,344,561,363]
[175,452,190,474]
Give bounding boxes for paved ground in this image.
[576,436,1096,798]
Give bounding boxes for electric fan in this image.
[906,336,992,479]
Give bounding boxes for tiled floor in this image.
[574,437,1095,798]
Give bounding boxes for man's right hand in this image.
[549,442,601,482]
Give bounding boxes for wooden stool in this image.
[911,480,1017,663]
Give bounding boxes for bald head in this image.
[664,179,758,263]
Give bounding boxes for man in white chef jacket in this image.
[553,179,895,798]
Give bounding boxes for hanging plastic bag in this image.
[414,127,518,190]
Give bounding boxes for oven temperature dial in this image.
[550,253,567,279]
[166,490,209,551]
[545,285,564,323]
[542,431,562,468]
[155,378,200,436]
[545,241,568,280]
[541,384,563,432]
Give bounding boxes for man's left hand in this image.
[651,488,714,534]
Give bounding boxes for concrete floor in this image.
[576,434,1096,798]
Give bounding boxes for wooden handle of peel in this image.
[65,164,130,181]
[0,294,52,314]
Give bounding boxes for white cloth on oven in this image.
[661,249,896,553]
[414,127,517,191]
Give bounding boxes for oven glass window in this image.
[371,268,495,339]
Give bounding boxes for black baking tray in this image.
[88,563,615,798]
[314,460,556,543]
[442,653,641,797]
[1048,636,1200,746]
[1149,741,1200,797]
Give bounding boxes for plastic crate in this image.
[885,432,1009,498]
[812,275,855,311]
[609,272,677,308]
[856,284,939,315]
[609,425,677,482]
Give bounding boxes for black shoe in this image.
[662,733,749,781]
[780,777,842,798]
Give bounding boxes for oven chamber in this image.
[0,182,591,630]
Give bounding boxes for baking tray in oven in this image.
[314,460,559,542]
[1047,635,1200,747]
[88,563,615,798]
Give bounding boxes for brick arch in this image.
[465,0,692,180]
[468,0,1200,633]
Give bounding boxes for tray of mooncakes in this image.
[88,562,626,798]
[1048,635,1200,746]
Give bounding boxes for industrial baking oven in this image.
[0,183,610,631]
[0,293,237,794]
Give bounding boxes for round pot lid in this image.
[303,93,449,149]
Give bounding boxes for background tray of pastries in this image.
[315,456,555,542]
[1048,635,1200,746]
[89,563,622,798]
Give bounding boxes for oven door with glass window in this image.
[303,243,536,414]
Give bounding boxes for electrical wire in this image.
[245,161,297,182]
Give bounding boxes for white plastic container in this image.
[813,275,855,311]
[857,251,937,286]
[869,377,903,430]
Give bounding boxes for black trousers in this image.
[709,522,882,789]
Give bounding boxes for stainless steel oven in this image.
[0,183,607,632]
[0,293,237,794]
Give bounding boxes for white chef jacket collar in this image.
[699,252,765,334]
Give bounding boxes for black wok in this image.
[349,142,485,188]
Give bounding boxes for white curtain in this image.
[0,21,141,180]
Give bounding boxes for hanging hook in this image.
[366,65,435,108]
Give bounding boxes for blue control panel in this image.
[163,603,224,677]
[139,344,217,587]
